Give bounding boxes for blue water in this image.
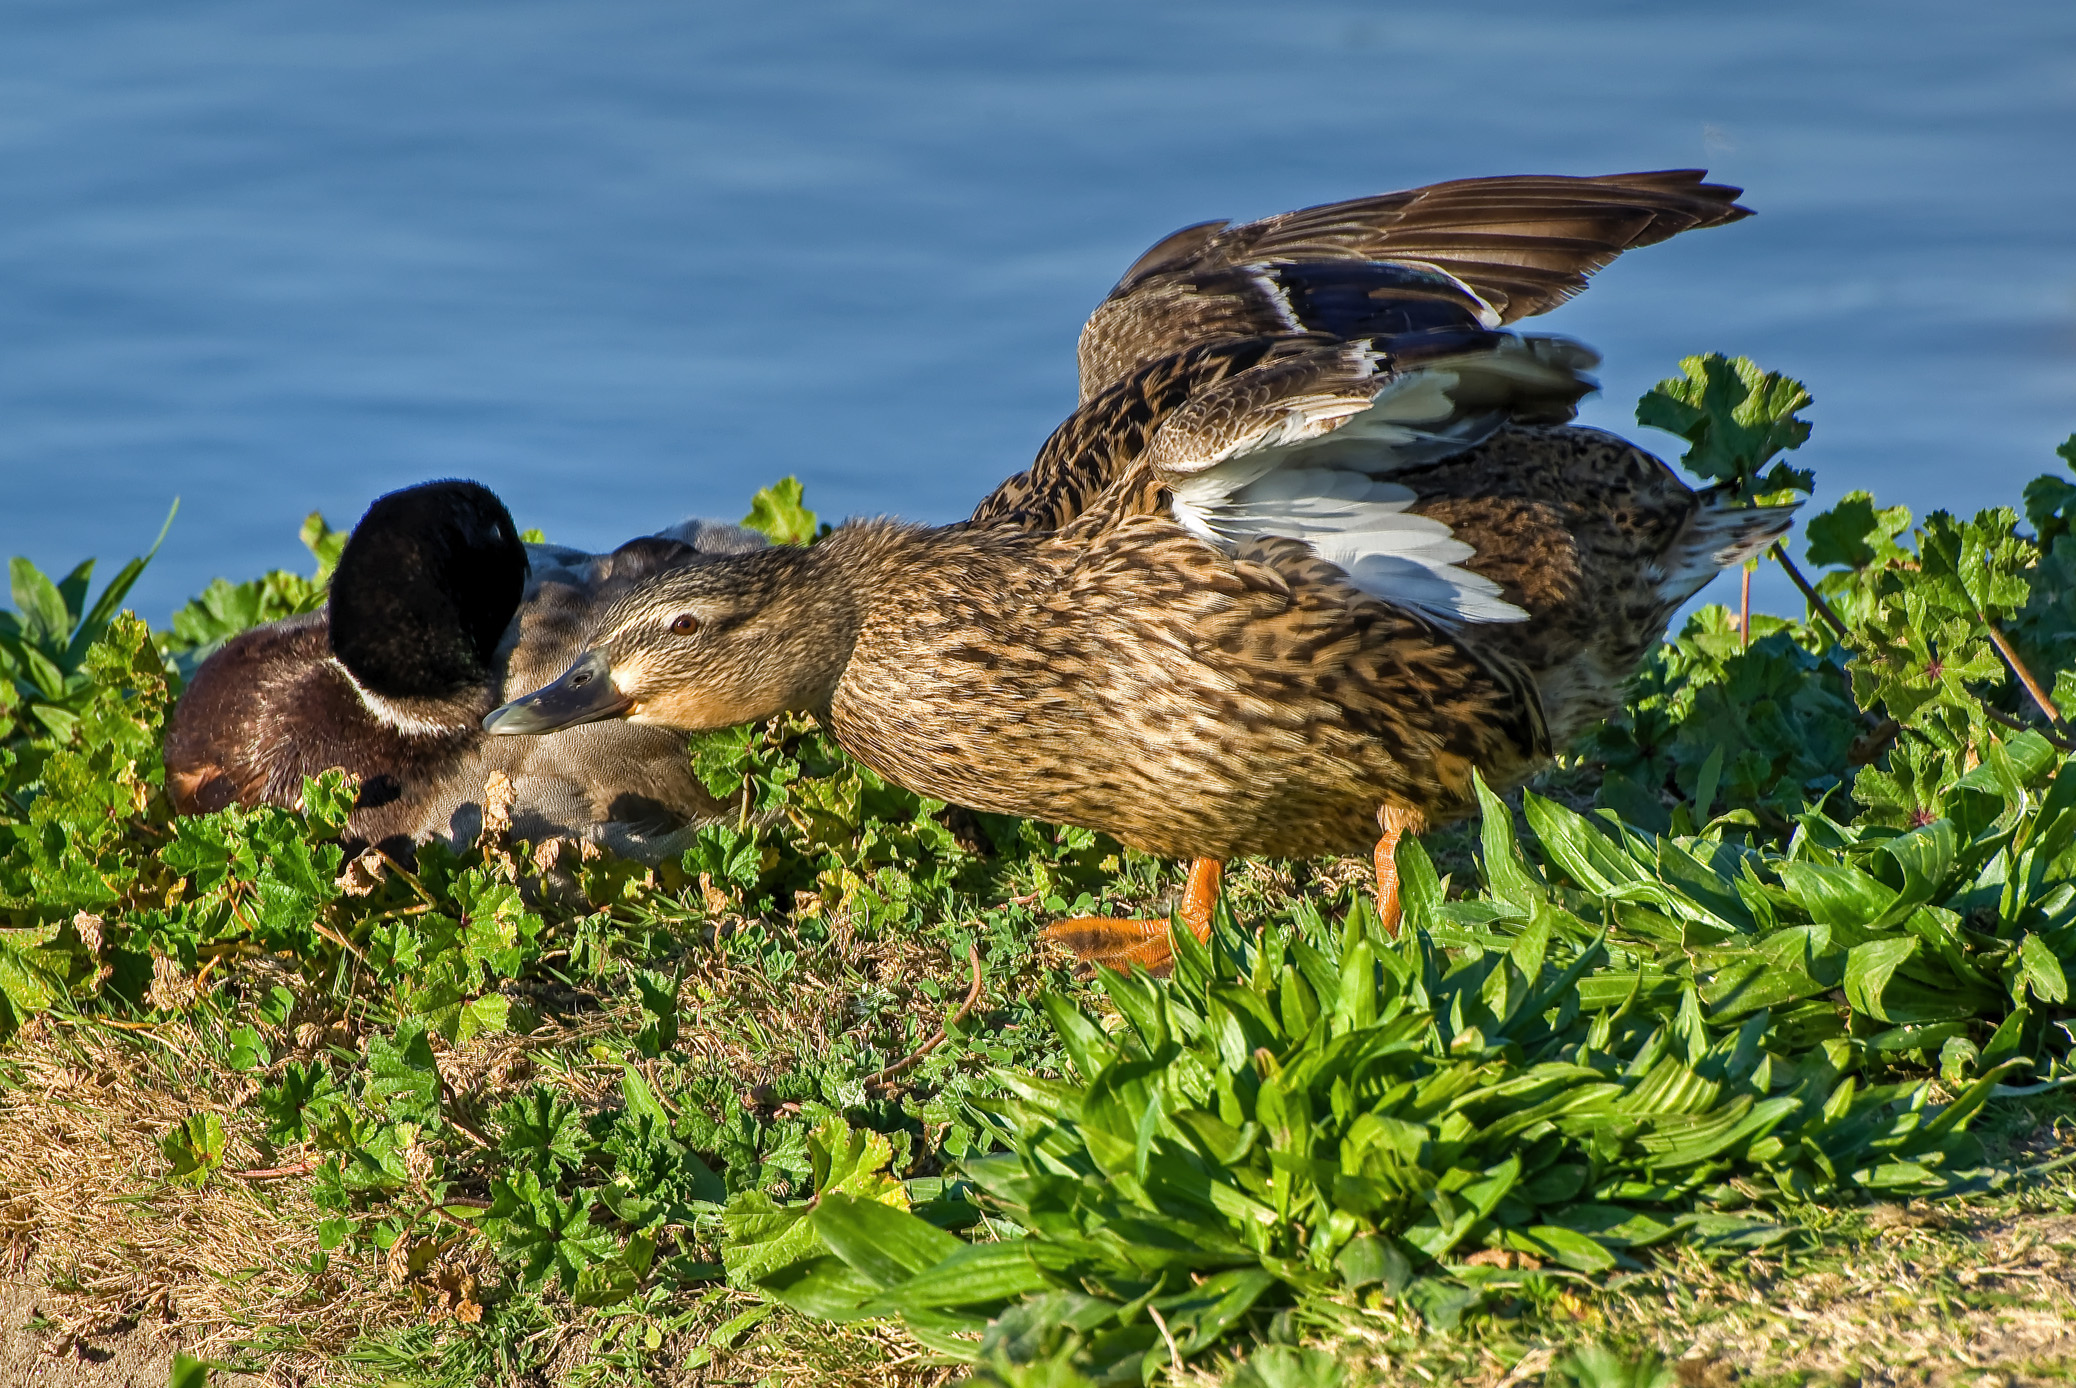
[3,0,2073,623]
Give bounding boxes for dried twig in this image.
[402,1194,493,1236]
[866,943,985,1090]
[1147,1304,1184,1376]
[1847,717,1903,766]
[1740,564,1753,648]
[230,1155,322,1181]
[309,917,368,966]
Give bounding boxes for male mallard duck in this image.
[165,480,765,862]
[484,171,1789,972]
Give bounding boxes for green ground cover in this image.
[3,359,2074,1387]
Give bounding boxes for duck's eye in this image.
[669,614,700,637]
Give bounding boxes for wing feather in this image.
[1080,169,1748,397]
[1150,336,1598,625]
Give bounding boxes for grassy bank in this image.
[3,360,2075,1386]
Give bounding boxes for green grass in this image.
[3,362,2076,1386]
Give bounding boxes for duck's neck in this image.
[753,525,892,717]
[333,659,496,739]
[640,520,1005,732]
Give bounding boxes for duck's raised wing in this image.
[1079,170,1746,398]
[1144,333,1599,625]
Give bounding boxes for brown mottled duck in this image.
[484,169,1795,973]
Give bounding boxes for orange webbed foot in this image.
[1039,858,1222,978]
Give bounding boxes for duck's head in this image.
[329,480,528,705]
[483,542,848,736]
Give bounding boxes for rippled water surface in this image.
[3,1,2073,618]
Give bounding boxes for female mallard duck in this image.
[485,170,1789,972]
[164,480,765,862]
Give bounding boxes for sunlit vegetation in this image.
[3,361,2074,1385]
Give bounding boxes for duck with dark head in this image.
[164,479,764,862]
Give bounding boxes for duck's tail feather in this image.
[1657,493,1801,607]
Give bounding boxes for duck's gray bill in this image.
[482,649,631,735]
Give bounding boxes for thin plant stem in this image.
[866,942,985,1089]
[1740,565,1753,648]
[1770,543,1851,641]
[1985,623,2065,726]
[1982,704,2076,753]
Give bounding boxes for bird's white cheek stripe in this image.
[329,658,456,738]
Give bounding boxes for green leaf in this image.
[722,1120,908,1288]
[755,1253,888,1321]
[1635,354,1814,500]
[301,509,346,577]
[1333,1233,1412,1291]
[742,477,821,546]
[1776,861,1897,932]
[1522,1224,1619,1273]
[1843,938,1920,1023]
[2019,933,2070,1004]
[0,928,69,1018]
[811,1191,964,1289]
[456,993,510,1043]
[9,557,72,649]
[160,1112,227,1186]
[1805,490,1912,570]
[168,1353,227,1388]
[366,1020,442,1122]
[1473,769,1543,914]
[1231,1346,1350,1388]
[864,1238,1056,1311]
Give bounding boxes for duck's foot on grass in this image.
[1045,825,1404,977]
[1040,857,1222,978]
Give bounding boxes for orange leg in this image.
[1373,832,1403,937]
[1373,803,1425,938]
[1040,857,1222,978]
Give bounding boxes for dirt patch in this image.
[0,1281,194,1388]
[0,1018,410,1386]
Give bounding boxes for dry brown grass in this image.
[1659,1209,2076,1386]
[0,1015,418,1387]
[1294,1201,2076,1388]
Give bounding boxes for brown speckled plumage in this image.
[820,518,1546,859]
[489,169,1783,950]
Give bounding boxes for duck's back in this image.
[1390,425,1724,743]
[163,612,476,852]
[975,330,1791,751]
